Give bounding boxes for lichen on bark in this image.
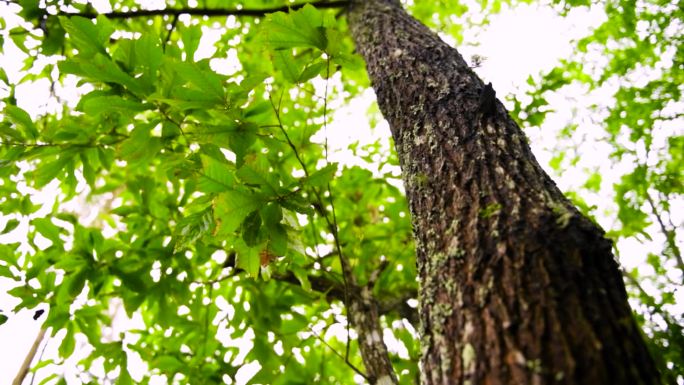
[346,0,660,384]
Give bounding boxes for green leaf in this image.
[229,124,258,168]
[79,94,151,115]
[122,291,145,317]
[213,190,264,235]
[59,16,111,56]
[0,314,8,326]
[261,203,282,226]
[66,269,88,298]
[1,219,20,234]
[261,4,327,50]
[33,217,63,245]
[37,373,60,385]
[17,0,41,20]
[153,355,185,372]
[298,60,328,82]
[0,265,14,279]
[584,172,602,192]
[279,195,314,215]
[175,208,213,247]
[242,210,262,247]
[59,323,76,358]
[41,16,65,55]
[303,163,337,187]
[267,223,288,256]
[9,28,29,54]
[0,122,23,141]
[181,24,202,60]
[260,203,288,254]
[0,67,8,84]
[198,155,236,193]
[118,363,133,385]
[34,154,74,187]
[117,125,162,166]
[135,33,163,77]
[54,253,87,272]
[98,147,114,170]
[0,248,21,270]
[292,266,311,292]
[110,265,147,293]
[235,240,261,278]
[273,50,302,83]
[4,105,38,139]
[59,54,146,96]
[171,61,225,103]
[80,151,96,188]
[236,163,278,196]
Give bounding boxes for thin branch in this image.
[162,14,179,50]
[323,55,331,163]
[27,330,49,385]
[639,148,684,282]
[307,325,369,380]
[0,140,116,149]
[268,78,399,382]
[268,92,310,177]
[202,285,213,358]
[55,1,351,20]
[644,191,684,282]
[318,55,356,363]
[13,327,47,385]
[367,259,390,288]
[378,289,419,326]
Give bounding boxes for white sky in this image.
[1,1,680,384]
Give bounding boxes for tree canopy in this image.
[0,0,681,384]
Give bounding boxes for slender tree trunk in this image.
[346,1,660,384]
[349,285,399,384]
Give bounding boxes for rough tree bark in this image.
[347,1,661,384]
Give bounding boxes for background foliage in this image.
[0,0,681,384]
[512,0,683,381]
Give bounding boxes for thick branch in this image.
[274,270,418,323]
[378,290,419,326]
[55,0,350,19]
[348,286,399,384]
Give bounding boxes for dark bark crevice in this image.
[347,0,660,384]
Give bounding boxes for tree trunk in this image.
[346,1,661,384]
